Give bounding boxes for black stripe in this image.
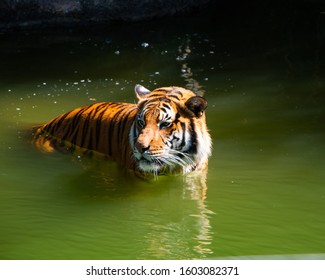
[132,120,138,139]
[95,106,108,150]
[118,107,136,142]
[155,88,169,93]
[167,94,180,100]
[68,105,94,144]
[180,122,186,149]
[110,103,126,110]
[47,112,70,134]
[145,93,165,99]
[116,106,129,140]
[161,107,167,113]
[186,119,197,154]
[63,105,91,140]
[93,103,108,115]
[171,88,184,97]
[162,103,171,109]
[69,126,80,145]
[81,104,107,149]
[80,111,93,148]
[107,106,126,156]
[87,128,94,150]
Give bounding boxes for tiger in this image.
[32,85,212,176]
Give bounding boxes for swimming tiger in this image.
[32,85,212,175]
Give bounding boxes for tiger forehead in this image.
[147,87,195,101]
[139,99,177,121]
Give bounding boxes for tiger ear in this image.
[135,84,151,100]
[185,96,208,117]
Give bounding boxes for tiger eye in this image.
[159,121,172,129]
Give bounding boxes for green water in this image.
[1,7,325,259]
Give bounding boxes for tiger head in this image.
[129,85,212,175]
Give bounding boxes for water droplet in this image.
[141,42,149,48]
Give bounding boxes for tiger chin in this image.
[32,85,212,177]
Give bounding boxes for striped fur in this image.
[32,85,212,175]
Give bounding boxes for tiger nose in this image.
[135,142,150,153]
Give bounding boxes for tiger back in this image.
[32,85,212,175]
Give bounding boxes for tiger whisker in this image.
[153,150,195,171]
